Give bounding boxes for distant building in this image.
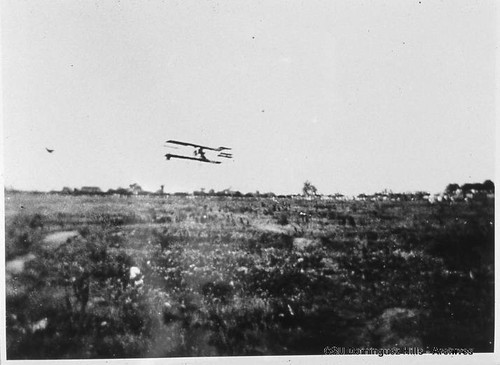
[80,186,102,194]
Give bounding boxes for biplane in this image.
[165,140,233,164]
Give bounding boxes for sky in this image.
[1,0,497,195]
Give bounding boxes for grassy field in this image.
[4,192,494,358]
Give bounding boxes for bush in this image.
[276,213,289,226]
[6,213,45,259]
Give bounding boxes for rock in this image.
[30,317,48,333]
[129,266,144,287]
[129,266,141,280]
[370,308,422,347]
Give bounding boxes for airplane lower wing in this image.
[165,153,222,164]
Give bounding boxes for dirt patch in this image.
[43,231,80,249]
[254,223,296,235]
[6,253,36,276]
[6,253,37,290]
[293,237,321,250]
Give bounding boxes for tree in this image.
[302,180,318,197]
[445,183,460,195]
[483,180,495,193]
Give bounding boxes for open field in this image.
[4,192,494,358]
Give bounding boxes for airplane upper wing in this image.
[166,140,220,151]
[166,140,232,151]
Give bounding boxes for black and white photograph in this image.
[1,0,497,363]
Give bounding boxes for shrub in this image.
[6,213,45,259]
[276,213,289,226]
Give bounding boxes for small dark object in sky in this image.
[45,148,54,153]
